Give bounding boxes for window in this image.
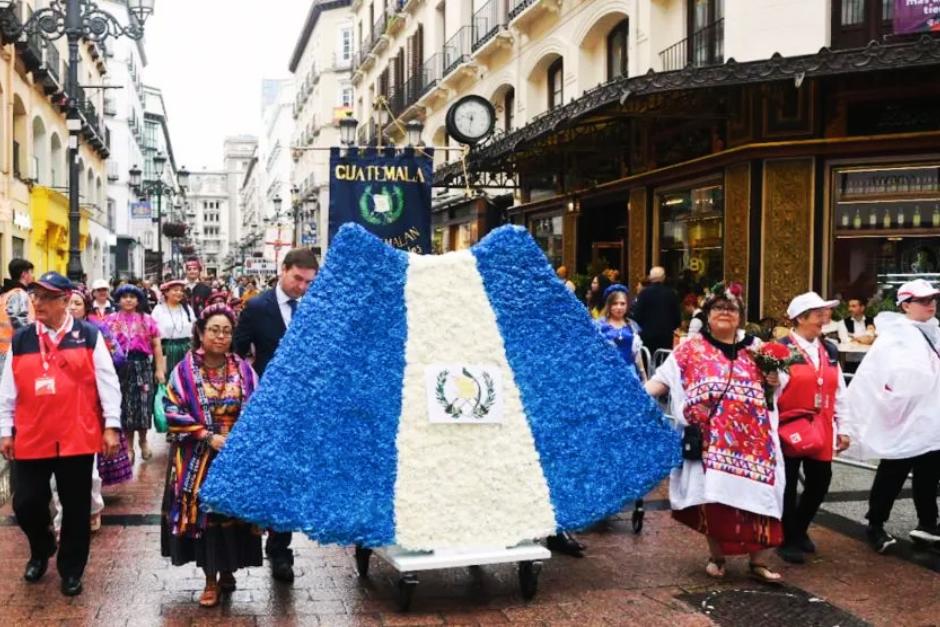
[341,28,353,61]
[548,58,563,110]
[529,214,564,269]
[841,0,864,25]
[658,180,725,303]
[504,87,515,131]
[341,86,354,108]
[607,18,629,80]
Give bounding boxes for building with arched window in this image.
[0,0,110,279]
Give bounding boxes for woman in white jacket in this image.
[845,279,940,553]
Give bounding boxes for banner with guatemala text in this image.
[894,0,940,33]
[329,146,434,254]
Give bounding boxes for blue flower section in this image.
[201,223,409,547]
[472,225,681,531]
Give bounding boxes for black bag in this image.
[682,425,704,461]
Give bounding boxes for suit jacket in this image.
[631,283,681,348]
[233,289,286,377]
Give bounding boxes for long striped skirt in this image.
[162,338,190,376]
[119,352,154,432]
[672,503,783,555]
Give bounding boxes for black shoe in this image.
[776,544,806,564]
[909,524,940,543]
[867,526,897,553]
[60,576,83,596]
[799,536,817,554]
[23,558,48,583]
[271,560,295,583]
[546,533,585,558]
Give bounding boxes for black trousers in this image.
[265,530,293,565]
[782,455,832,546]
[13,455,94,579]
[867,449,940,529]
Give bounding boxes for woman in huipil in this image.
[644,282,785,584]
[161,303,261,608]
[151,279,196,375]
[106,284,165,464]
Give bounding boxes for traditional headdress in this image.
[602,283,629,300]
[702,281,745,314]
[160,279,186,292]
[112,284,147,302]
[200,302,236,325]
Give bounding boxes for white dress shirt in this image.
[0,315,122,437]
[837,316,874,344]
[275,284,297,329]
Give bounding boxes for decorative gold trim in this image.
[724,163,750,288]
[628,187,647,293]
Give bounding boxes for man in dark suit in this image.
[631,266,681,357]
[233,248,318,583]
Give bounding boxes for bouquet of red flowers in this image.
[749,341,799,410]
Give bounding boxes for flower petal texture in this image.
[201,223,680,550]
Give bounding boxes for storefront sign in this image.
[425,364,504,424]
[244,258,276,273]
[894,0,940,34]
[328,147,433,253]
[131,200,152,220]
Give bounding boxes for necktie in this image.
[287,299,298,317]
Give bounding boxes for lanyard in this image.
[36,318,70,373]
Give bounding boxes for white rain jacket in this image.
[843,312,940,460]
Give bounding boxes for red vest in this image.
[777,337,839,462]
[11,319,103,460]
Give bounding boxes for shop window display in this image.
[658,182,724,301]
[530,214,564,269]
[831,163,940,304]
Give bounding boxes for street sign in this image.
[131,201,152,219]
[244,259,276,273]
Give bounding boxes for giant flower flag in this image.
[201,223,680,551]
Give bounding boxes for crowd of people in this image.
[0,250,938,607]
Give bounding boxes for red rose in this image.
[727,282,744,298]
[760,342,792,361]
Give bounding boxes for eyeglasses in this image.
[205,327,233,337]
[29,291,67,302]
[711,304,741,314]
[909,296,938,306]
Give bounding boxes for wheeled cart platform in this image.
[355,542,551,611]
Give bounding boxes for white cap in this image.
[91,279,110,291]
[896,279,940,305]
[786,291,839,320]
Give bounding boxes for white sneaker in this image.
[909,525,940,543]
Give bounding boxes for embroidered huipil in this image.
[105,311,161,355]
[652,336,785,519]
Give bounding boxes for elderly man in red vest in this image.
[0,272,121,597]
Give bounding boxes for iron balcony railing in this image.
[508,0,536,21]
[44,40,60,82]
[422,52,444,95]
[472,0,501,50]
[387,83,407,118]
[370,11,387,51]
[443,25,474,76]
[403,71,423,108]
[659,18,724,72]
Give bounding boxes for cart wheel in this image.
[632,506,645,534]
[397,573,419,612]
[518,560,542,601]
[354,545,373,578]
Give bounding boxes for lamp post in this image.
[264,195,292,270]
[0,0,156,282]
[129,152,189,279]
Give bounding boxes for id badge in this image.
[35,376,57,396]
[813,393,822,410]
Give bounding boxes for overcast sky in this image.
[144,0,310,170]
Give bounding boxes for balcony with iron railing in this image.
[369,11,388,55]
[421,52,445,97]
[443,25,475,78]
[659,18,724,72]
[508,0,559,27]
[472,0,503,52]
[331,52,353,72]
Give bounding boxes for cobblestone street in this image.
[1,437,938,626]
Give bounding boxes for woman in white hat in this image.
[844,278,940,553]
[87,279,115,323]
[774,292,851,564]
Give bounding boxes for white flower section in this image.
[394,250,557,550]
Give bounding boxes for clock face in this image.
[447,96,495,145]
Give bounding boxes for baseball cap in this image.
[896,279,940,305]
[786,291,839,320]
[91,278,110,291]
[30,272,75,293]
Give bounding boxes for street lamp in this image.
[129,155,187,279]
[339,114,358,146]
[0,0,156,282]
[405,119,424,147]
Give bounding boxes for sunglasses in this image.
[908,296,938,306]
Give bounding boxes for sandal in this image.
[705,557,726,579]
[219,572,236,593]
[140,440,153,461]
[749,562,783,585]
[198,583,220,608]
